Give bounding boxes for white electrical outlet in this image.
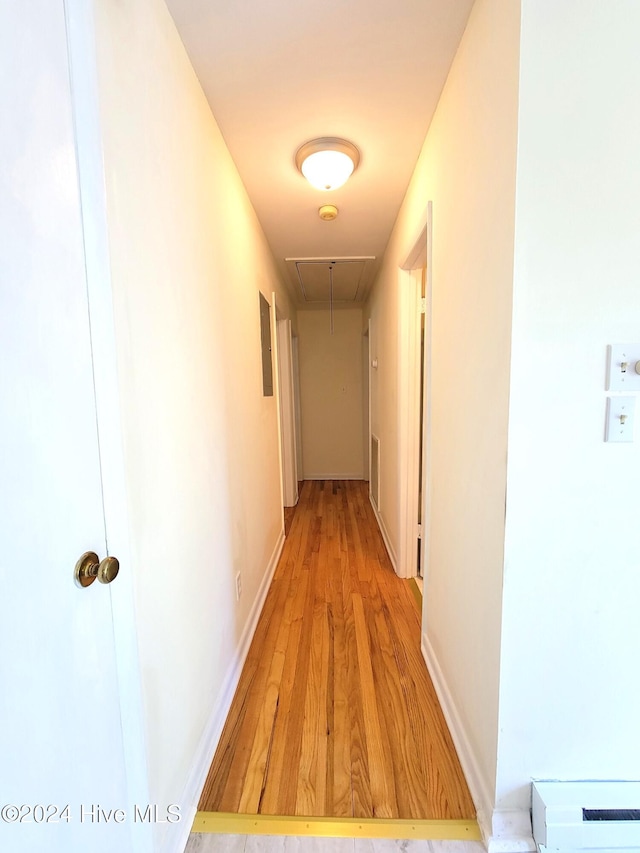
[606,344,640,391]
[235,572,242,600]
[605,396,635,442]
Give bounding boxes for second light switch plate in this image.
[605,396,635,442]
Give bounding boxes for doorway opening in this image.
[416,264,426,581]
[363,321,371,484]
[272,295,301,541]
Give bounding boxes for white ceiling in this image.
[164,0,474,306]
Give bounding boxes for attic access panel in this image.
[290,258,373,304]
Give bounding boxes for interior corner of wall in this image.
[484,808,536,853]
[420,631,499,837]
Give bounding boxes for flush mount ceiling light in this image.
[295,137,360,191]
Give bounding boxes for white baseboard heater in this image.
[533,780,640,851]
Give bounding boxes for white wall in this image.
[90,0,640,848]
[497,0,640,814]
[297,308,365,479]
[366,0,520,831]
[370,1,640,846]
[94,0,293,842]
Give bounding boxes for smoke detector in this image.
[319,204,338,221]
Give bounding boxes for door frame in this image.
[270,293,286,532]
[397,204,433,583]
[363,322,371,481]
[292,334,304,482]
[276,317,299,507]
[66,2,151,844]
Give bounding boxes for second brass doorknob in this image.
[74,551,120,588]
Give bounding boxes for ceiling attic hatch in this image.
[285,257,375,304]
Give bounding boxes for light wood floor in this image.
[198,480,475,820]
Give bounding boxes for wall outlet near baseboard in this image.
[235,572,242,600]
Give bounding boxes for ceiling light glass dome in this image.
[295,138,360,192]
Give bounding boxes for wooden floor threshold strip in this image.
[192,812,481,841]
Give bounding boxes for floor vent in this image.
[533,781,640,851]
[370,434,380,510]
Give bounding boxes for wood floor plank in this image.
[329,550,353,817]
[296,598,330,815]
[257,569,309,814]
[198,480,476,822]
[214,578,290,813]
[384,595,476,817]
[341,485,373,817]
[352,591,395,818]
[324,600,336,815]
[237,566,299,812]
[273,574,314,816]
[368,589,429,818]
[198,575,284,810]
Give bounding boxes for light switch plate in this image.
[605,396,635,442]
[606,344,640,391]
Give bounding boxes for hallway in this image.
[198,481,475,821]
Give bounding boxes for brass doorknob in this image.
[74,551,120,588]
[97,556,120,584]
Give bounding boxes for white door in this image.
[0,3,143,850]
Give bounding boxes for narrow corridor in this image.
[198,481,474,820]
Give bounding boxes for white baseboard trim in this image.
[421,634,535,853]
[368,494,397,571]
[486,811,537,853]
[421,633,493,834]
[304,473,364,480]
[162,530,286,853]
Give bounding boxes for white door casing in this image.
[269,294,288,535]
[0,2,149,850]
[362,326,370,481]
[397,205,433,584]
[418,207,433,610]
[397,266,423,578]
[292,336,304,481]
[277,319,299,507]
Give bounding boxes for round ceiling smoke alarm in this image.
[318,204,338,221]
